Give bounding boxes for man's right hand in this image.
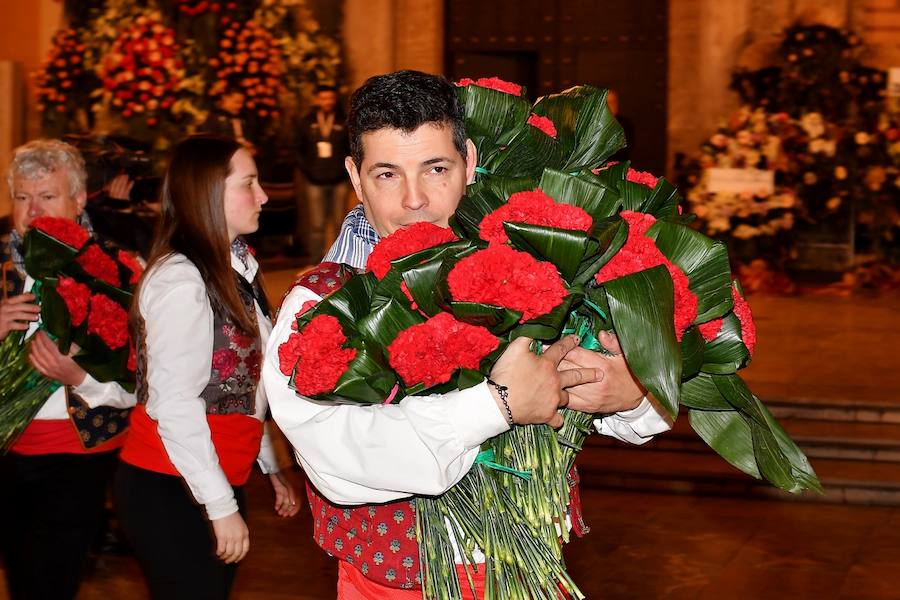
[211,511,250,564]
[0,293,40,341]
[488,335,596,429]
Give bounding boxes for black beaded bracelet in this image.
[486,378,514,426]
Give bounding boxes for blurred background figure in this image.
[290,85,350,260]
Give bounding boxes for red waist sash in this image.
[12,418,124,455]
[121,404,263,486]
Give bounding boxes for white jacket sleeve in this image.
[74,374,136,409]
[593,396,673,445]
[140,257,237,520]
[263,286,510,506]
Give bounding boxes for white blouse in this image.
[263,283,671,507]
[139,250,278,520]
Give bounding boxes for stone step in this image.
[587,416,900,462]
[576,444,900,505]
[764,396,900,424]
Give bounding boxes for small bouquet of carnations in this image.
[0,217,141,451]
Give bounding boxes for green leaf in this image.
[700,314,750,374]
[537,168,621,221]
[511,292,582,341]
[639,177,682,219]
[681,373,732,410]
[490,124,566,179]
[647,221,733,323]
[22,228,79,279]
[688,408,760,479]
[571,216,627,287]
[712,373,767,426]
[302,273,377,333]
[603,265,681,417]
[74,347,130,386]
[532,86,625,171]
[332,342,398,404]
[36,279,73,354]
[456,84,532,169]
[750,419,798,492]
[753,396,823,494]
[680,328,705,380]
[356,298,425,347]
[504,223,592,283]
[447,301,521,335]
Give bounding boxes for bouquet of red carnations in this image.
[0,217,141,451]
[278,78,821,600]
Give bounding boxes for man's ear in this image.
[464,139,478,185]
[345,156,363,198]
[74,190,87,215]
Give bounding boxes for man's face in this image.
[11,169,85,236]
[345,123,477,237]
[315,90,338,114]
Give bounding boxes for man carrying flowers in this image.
[263,71,671,598]
[0,140,135,600]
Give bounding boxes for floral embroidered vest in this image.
[288,262,588,591]
[136,270,269,416]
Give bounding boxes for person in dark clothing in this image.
[293,86,351,260]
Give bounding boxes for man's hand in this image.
[0,293,40,341]
[489,334,596,429]
[211,512,250,564]
[28,331,87,386]
[560,330,646,414]
[269,471,301,518]
[105,174,135,201]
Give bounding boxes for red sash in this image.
[337,561,485,600]
[121,404,263,486]
[11,418,125,455]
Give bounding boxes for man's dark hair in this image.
[347,70,467,169]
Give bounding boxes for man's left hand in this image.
[559,330,646,414]
[28,331,87,387]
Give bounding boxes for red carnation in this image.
[212,348,239,380]
[278,315,357,396]
[87,293,130,350]
[625,168,659,189]
[388,312,499,387]
[365,222,459,280]
[30,216,90,250]
[698,319,723,342]
[76,245,121,287]
[731,285,756,356]
[527,113,558,138]
[55,275,91,326]
[456,77,523,96]
[479,189,592,245]
[448,245,568,323]
[594,211,698,341]
[118,250,143,285]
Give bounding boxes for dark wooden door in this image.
[446,0,668,174]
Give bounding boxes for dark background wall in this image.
[445,0,668,174]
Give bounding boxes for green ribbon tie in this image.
[475,449,532,480]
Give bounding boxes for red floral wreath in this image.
[479,189,592,245]
[366,222,459,280]
[278,314,357,396]
[448,245,568,323]
[30,217,90,250]
[388,312,499,387]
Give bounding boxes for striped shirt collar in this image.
[322,203,380,270]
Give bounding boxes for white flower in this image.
[855,131,871,145]
[800,112,825,138]
[834,166,848,180]
[826,197,842,210]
